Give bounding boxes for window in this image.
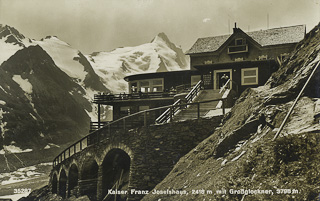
[120,106,131,116]
[129,78,164,93]
[140,81,150,92]
[241,68,258,85]
[152,79,163,92]
[235,38,246,46]
[139,105,149,111]
[130,82,138,93]
[228,38,248,54]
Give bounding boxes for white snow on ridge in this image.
[0,32,33,66]
[12,75,33,94]
[87,38,186,93]
[0,39,23,65]
[34,37,87,82]
[0,100,6,105]
[0,145,32,154]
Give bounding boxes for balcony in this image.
[227,44,248,54]
[93,91,177,104]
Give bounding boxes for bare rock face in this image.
[0,25,25,46]
[142,23,320,201]
[0,45,95,171]
[0,25,109,172]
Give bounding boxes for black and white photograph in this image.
[0,0,320,200]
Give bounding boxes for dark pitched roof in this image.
[186,25,306,54]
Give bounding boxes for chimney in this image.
[233,22,238,33]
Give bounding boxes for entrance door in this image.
[214,69,232,90]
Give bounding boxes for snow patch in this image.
[1,145,32,154]
[0,39,23,65]
[85,109,97,122]
[0,108,8,137]
[204,108,231,117]
[12,75,33,94]
[12,75,39,116]
[48,143,60,148]
[38,162,52,166]
[0,85,6,93]
[0,100,6,105]
[29,113,37,120]
[231,151,246,162]
[0,165,40,186]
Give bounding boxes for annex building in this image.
[187,24,306,93]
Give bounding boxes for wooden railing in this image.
[53,96,225,168]
[185,80,202,103]
[89,121,111,133]
[94,91,176,103]
[219,79,231,94]
[155,99,182,124]
[155,80,202,124]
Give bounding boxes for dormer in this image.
[227,37,248,54]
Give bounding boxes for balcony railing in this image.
[89,121,111,133]
[227,44,248,54]
[94,91,176,103]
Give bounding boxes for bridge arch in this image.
[51,172,58,194]
[101,148,131,201]
[68,163,79,197]
[80,156,99,200]
[98,143,134,164]
[58,168,67,198]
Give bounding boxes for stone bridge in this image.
[49,117,221,201]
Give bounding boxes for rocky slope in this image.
[142,23,320,201]
[86,32,189,93]
[0,25,110,172]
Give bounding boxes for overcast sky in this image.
[0,0,319,54]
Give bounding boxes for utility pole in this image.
[267,13,269,29]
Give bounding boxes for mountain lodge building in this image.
[186,24,306,92]
[93,24,306,128]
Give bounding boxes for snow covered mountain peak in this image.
[39,36,71,47]
[152,32,169,42]
[0,25,33,66]
[86,33,190,93]
[152,32,175,46]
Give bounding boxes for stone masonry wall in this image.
[51,116,221,200]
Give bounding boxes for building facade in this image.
[186,24,306,93]
[94,24,305,125]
